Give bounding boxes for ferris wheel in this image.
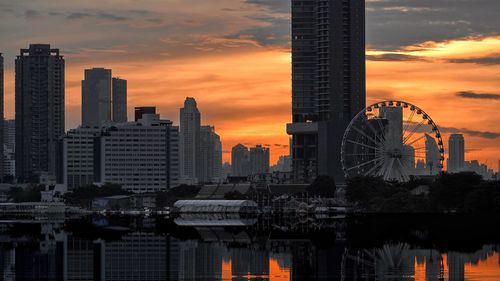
[340,101,444,182]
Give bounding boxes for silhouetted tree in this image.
[307,175,337,197]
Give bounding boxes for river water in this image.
[0,214,499,280]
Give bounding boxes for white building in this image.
[180,97,200,183]
[94,114,179,193]
[63,127,102,190]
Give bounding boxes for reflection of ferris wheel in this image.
[341,101,445,182]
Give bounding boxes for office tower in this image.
[82,68,112,127]
[3,119,15,152]
[3,120,15,177]
[134,106,156,121]
[402,145,416,175]
[112,77,127,123]
[63,127,102,190]
[0,54,3,182]
[231,144,250,177]
[287,0,366,183]
[180,97,200,183]
[213,133,223,181]
[199,126,223,183]
[15,44,65,181]
[448,134,465,173]
[250,145,270,175]
[94,114,179,193]
[425,134,441,175]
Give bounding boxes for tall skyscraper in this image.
[112,77,127,123]
[287,0,366,183]
[3,120,15,177]
[180,97,200,183]
[231,144,250,177]
[82,68,112,127]
[0,53,4,182]
[15,44,65,181]
[250,145,270,175]
[199,126,223,183]
[425,134,441,175]
[448,134,465,173]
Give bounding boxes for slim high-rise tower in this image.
[232,144,250,177]
[82,68,112,127]
[0,54,4,182]
[15,44,65,181]
[448,134,465,173]
[180,97,200,182]
[112,77,127,123]
[287,0,366,183]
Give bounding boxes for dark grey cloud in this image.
[366,53,427,62]
[456,91,500,100]
[439,126,500,139]
[403,121,500,139]
[448,54,500,65]
[244,0,290,14]
[24,9,41,19]
[66,12,92,20]
[66,11,129,21]
[97,12,129,21]
[225,15,290,47]
[366,0,500,50]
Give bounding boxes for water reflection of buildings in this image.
[0,222,499,280]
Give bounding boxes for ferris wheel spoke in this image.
[346,157,385,171]
[364,159,385,176]
[396,158,410,182]
[402,119,427,144]
[404,134,426,146]
[375,117,386,135]
[351,125,381,145]
[344,153,379,157]
[382,158,396,180]
[364,118,385,143]
[402,110,416,137]
[346,139,382,151]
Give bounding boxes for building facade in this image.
[3,120,15,178]
[231,144,250,177]
[63,127,102,190]
[448,134,465,173]
[287,0,366,183]
[94,114,179,193]
[82,68,112,127]
[112,77,127,123]
[180,97,200,183]
[0,54,4,181]
[199,126,223,183]
[250,145,270,175]
[134,106,156,121]
[15,44,65,181]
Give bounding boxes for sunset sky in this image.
[1,0,499,168]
